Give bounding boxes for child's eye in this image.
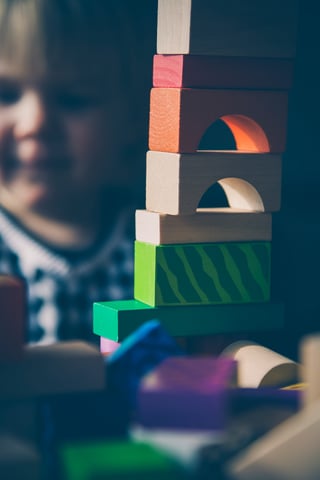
[55,92,97,112]
[0,85,21,105]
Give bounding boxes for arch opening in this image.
[197,178,264,212]
[198,115,270,153]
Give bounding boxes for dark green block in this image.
[93,299,284,342]
[134,241,271,307]
[60,441,181,480]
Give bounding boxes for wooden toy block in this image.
[134,241,271,307]
[93,300,284,342]
[100,337,120,355]
[0,341,105,399]
[153,55,294,89]
[157,0,298,58]
[60,440,182,480]
[106,319,182,407]
[136,209,272,245]
[227,398,320,480]
[137,356,237,430]
[222,341,299,388]
[0,274,26,361]
[149,88,288,153]
[0,434,41,480]
[300,333,320,409]
[146,151,282,214]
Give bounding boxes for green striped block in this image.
[93,300,284,341]
[134,241,271,307]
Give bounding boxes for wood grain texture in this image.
[93,300,284,341]
[157,0,298,58]
[136,209,272,245]
[146,151,282,214]
[153,55,294,89]
[149,88,288,153]
[134,240,271,307]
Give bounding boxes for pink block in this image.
[100,337,120,354]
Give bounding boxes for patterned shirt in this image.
[0,206,135,345]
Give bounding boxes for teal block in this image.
[93,300,284,342]
[134,241,271,307]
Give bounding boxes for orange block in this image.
[153,55,294,89]
[149,88,288,153]
[0,275,26,361]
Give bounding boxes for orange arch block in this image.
[149,88,288,153]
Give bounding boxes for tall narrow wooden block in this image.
[146,151,282,214]
[153,55,294,89]
[149,88,288,153]
[134,241,271,307]
[136,209,272,245]
[157,0,298,58]
[0,275,26,361]
[94,300,284,342]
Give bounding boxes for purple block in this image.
[137,356,237,431]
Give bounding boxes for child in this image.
[0,0,155,345]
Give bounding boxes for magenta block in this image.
[137,356,237,431]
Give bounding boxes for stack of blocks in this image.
[94,0,298,350]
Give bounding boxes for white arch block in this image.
[146,151,282,214]
[136,209,272,245]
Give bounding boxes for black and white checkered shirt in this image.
[0,206,135,345]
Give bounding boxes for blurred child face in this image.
[0,57,130,216]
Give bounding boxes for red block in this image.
[149,88,288,153]
[0,275,26,361]
[153,55,294,90]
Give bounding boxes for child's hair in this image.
[0,0,155,171]
[0,0,140,77]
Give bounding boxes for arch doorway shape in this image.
[200,178,265,212]
[149,88,288,153]
[198,115,269,153]
[146,151,281,215]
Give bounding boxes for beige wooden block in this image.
[146,151,282,214]
[0,341,105,399]
[300,334,320,409]
[0,434,41,480]
[136,209,272,245]
[227,398,320,480]
[157,0,298,58]
[222,341,299,388]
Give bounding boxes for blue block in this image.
[106,319,183,408]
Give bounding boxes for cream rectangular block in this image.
[136,209,272,245]
[146,151,282,214]
[157,0,298,58]
[0,341,105,399]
